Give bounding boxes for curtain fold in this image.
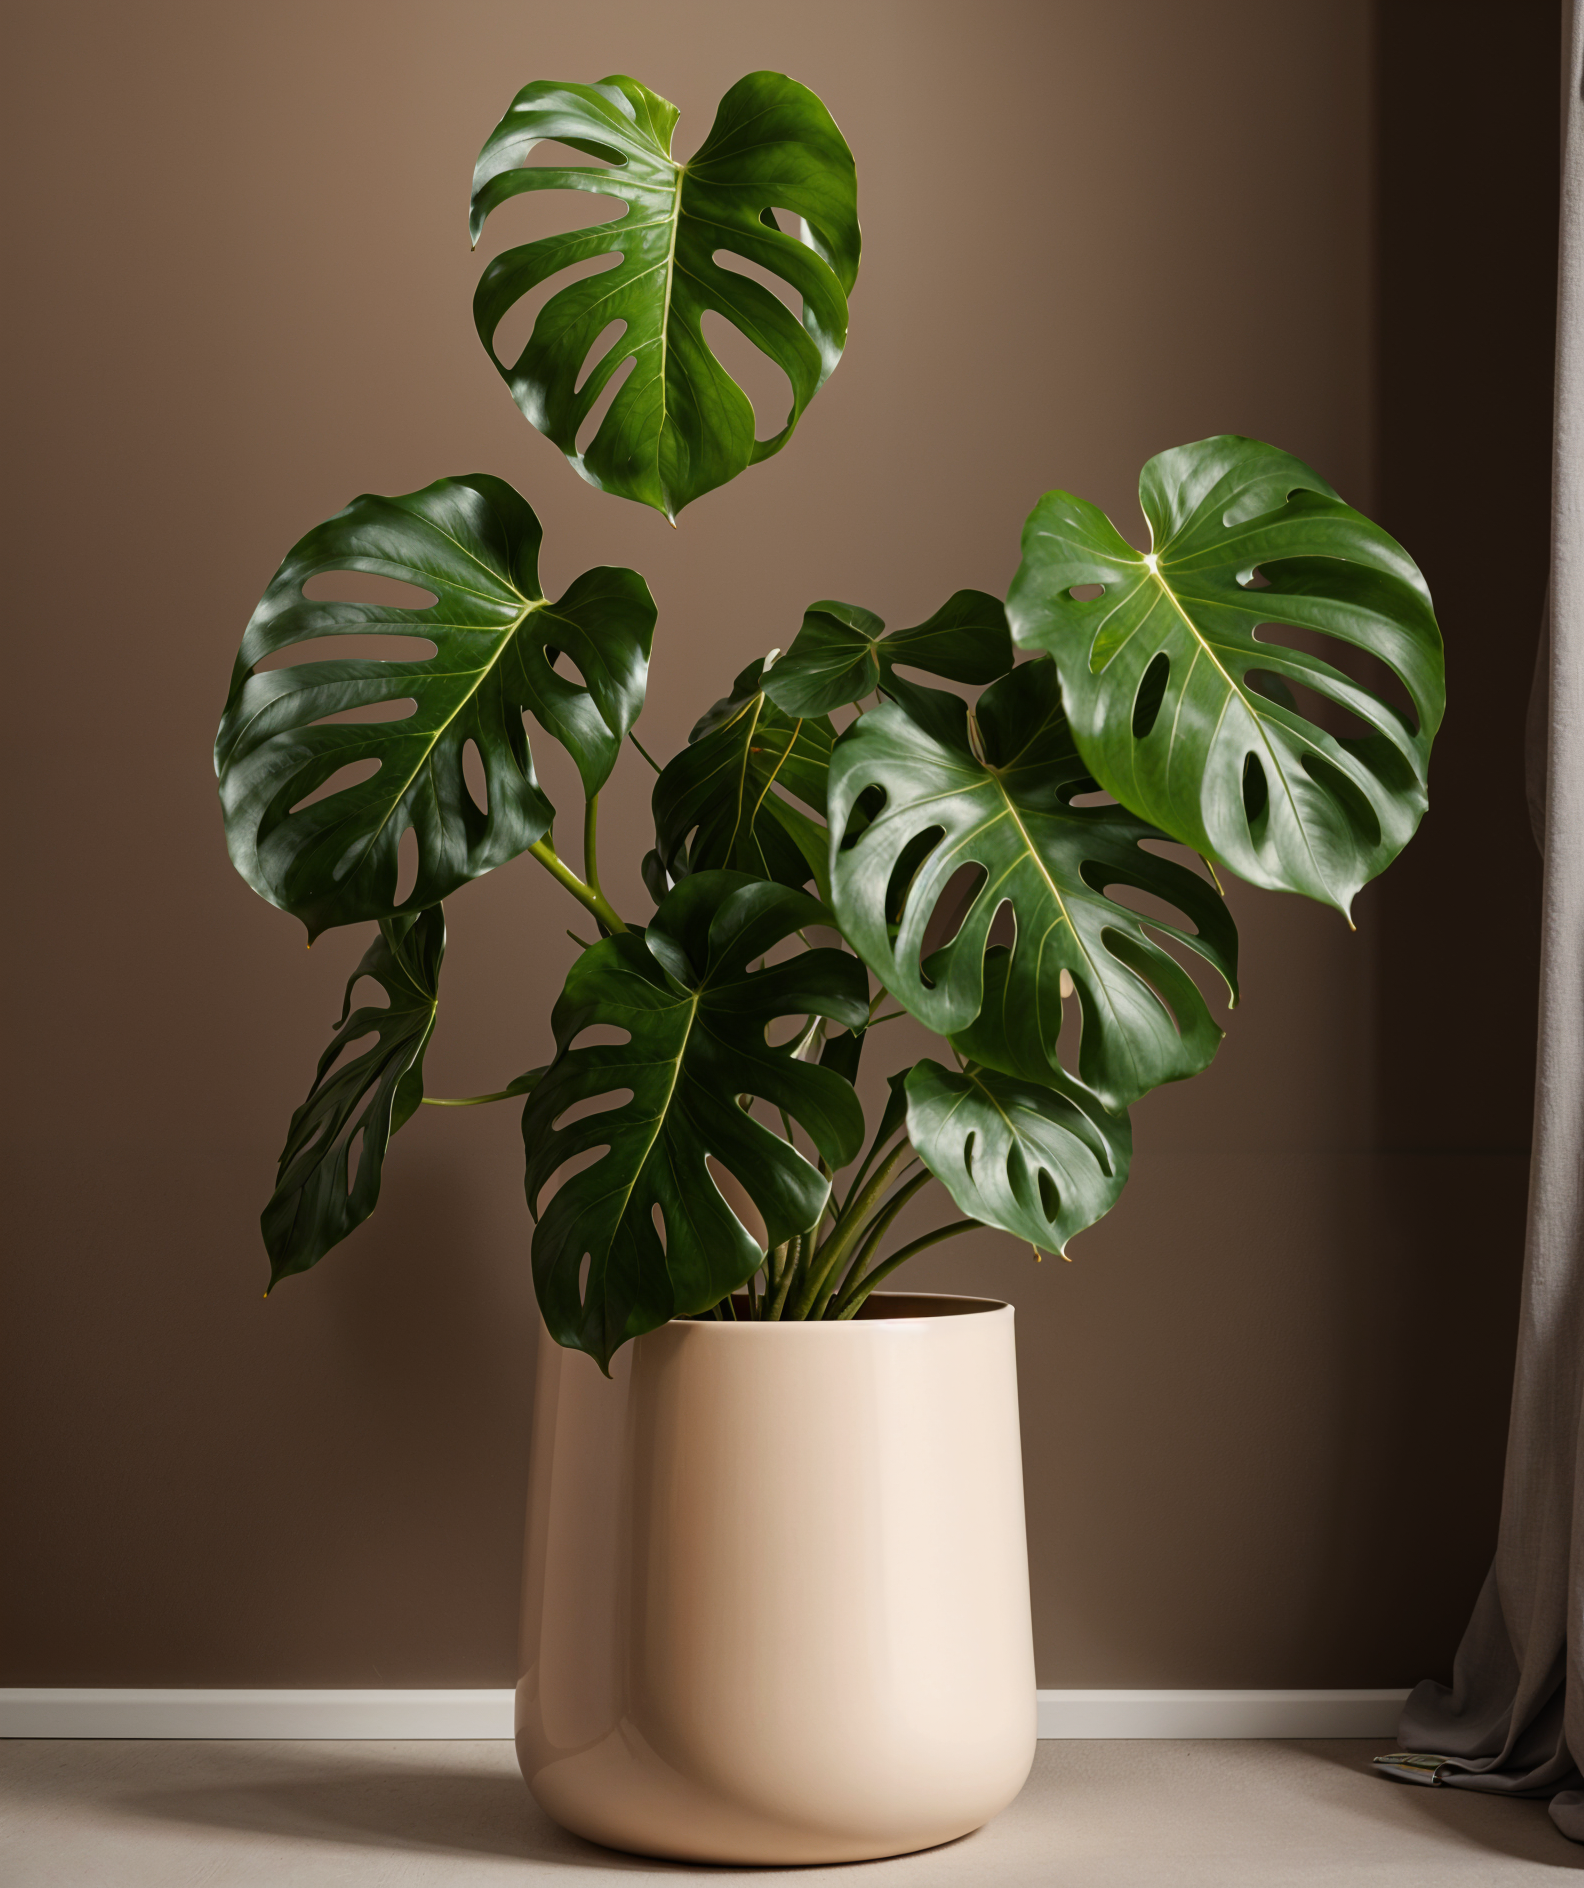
[1395,0,1584,1839]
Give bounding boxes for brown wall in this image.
[0,0,1554,1688]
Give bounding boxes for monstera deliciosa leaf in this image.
[262,907,447,1284]
[216,475,655,940]
[523,872,869,1366]
[470,72,861,519]
[1005,435,1444,916]
[649,656,836,899]
[761,591,1014,717]
[905,1058,1130,1258]
[828,660,1238,1113]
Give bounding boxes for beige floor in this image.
[2,1738,1581,1885]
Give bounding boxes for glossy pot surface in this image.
[515,1292,1036,1864]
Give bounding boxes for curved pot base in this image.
[520,1725,1018,1865]
[515,1294,1037,1864]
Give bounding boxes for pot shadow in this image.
[1293,1739,1584,1870]
[120,1753,657,1871]
[115,1745,977,1876]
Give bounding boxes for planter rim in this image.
[666,1290,1011,1331]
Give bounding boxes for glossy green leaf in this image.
[650,656,836,898]
[827,659,1238,1113]
[523,872,870,1367]
[905,1057,1130,1257]
[471,71,860,519]
[216,475,655,940]
[762,591,1013,717]
[262,907,445,1286]
[1005,435,1445,916]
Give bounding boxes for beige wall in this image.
[1,0,1553,1688]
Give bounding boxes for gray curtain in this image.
[1393,0,1584,1839]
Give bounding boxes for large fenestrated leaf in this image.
[262,907,447,1285]
[523,872,869,1367]
[905,1058,1130,1258]
[216,475,655,940]
[827,660,1238,1113]
[649,656,836,899]
[761,591,1014,717]
[1005,435,1445,916]
[470,71,860,519]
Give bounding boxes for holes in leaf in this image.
[1242,752,1270,845]
[311,698,418,728]
[1301,750,1382,849]
[707,1156,767,1250]
[290,756,381,813]
[651,1202,668,1252]
[921,863,987,958]
[1068,583,1105,602]
[885,825,943,929]
[712,245,802,317]
[839,783,887,851]
[700,309,796,446]
[576,352,636,457]
[574,319,627,396]
[578,1251,592,1304]
[1037,1168,1061,1225]
[489,249,623,367]
[257,634,437,671]
[521,137,629,171]
[964,1130,977,1183]
[1132,652,1170,739]
[549,648,588,690]
[315,1023,378,1083]
[300,571,439,610]
[1240,566,1272,590]
[569,1024,633,1051]
[1244,669,1297,713]
[462,740,489,817]
[394,825,419,905]
[1092,876,1200,936]
[1250,620,1422,738]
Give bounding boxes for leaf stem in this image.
[820,1169,933,1316]
[835,1097,909,1220]
[789,1141,915,1320]
[583,795,607,916]
[528,836,626,935]
[766,1232,802,1320]
[421,1090,521,1108]
[834,1220,978,1318]
[628,731,662,773]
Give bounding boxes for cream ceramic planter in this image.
[515,1291,1036,1865]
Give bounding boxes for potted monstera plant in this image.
[215,70,1444,1866]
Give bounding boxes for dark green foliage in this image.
[470,72,860,519]
[216,476,654,940]
[827,660,1239,1113]
[761,591,1013,716]
[522,873,869,1368]
[1006,435,1444,916]
[262,908,448,1285]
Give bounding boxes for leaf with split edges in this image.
[523,872,869,1368]
[470,71,860,518]
[1005,435,1444,916]
[216,475,655,939]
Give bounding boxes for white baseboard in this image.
[0,1687,1408,1741]
[0,1690,514,1740]
[1035,1689,1409,1739]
